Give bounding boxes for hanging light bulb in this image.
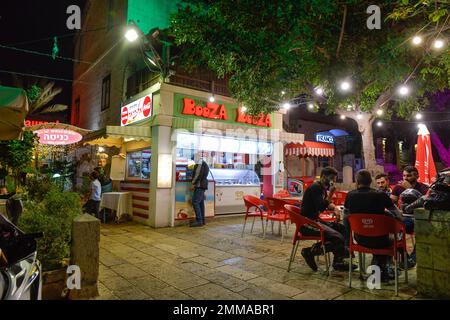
[282,103,291,110]
[315,87,324,95]
[340,81,351,91]
[398,85,410,96]
[377,121,383,127]
[340,115,346,120]
[308,103,314,110]
[376,109,384,116]
[412,36,423,45]
[415,113,423,120]
[357,113,363,120]
[281,90,286,95]
[433,39,445,50]
[209,96,216,103]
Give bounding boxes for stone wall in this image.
[415,209,450,299]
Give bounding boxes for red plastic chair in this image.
[332,191,348,206]
[347,214,408,296]
[242,195,268,237]
[284,205,331,274]
[264,197,291,242]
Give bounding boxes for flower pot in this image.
[42,268,67,300]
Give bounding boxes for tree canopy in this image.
[170,0,449,117]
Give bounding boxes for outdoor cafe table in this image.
[100,192,132,223]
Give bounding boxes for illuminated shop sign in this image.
[315,133,335,144]
[176,133,273,155]
[182,98,272,128]
[35,129,82,145]
[25,120,60,127]
[121,94,153,126]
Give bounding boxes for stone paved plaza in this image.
[97,215,423,300]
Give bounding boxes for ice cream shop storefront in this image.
[87,83,305,228]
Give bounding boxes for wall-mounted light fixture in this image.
[157,154,173,188]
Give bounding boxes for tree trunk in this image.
[357,117,377,171]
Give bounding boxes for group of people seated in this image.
[299,166,428,282]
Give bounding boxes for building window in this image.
[74,97,80,125]
[101,75,111,111]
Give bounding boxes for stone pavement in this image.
[96,215,422,300]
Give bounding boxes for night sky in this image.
[0,0,86,109]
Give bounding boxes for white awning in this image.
[84,126,151,148]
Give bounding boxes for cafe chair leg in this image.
[404,251,408,284]
[241,218,247,238]
[323,245,330,276]
[263,219,269,239]
[288,241,300,272]
[250,216,256,234]
[395,256,399,296]
[349,252,353,288]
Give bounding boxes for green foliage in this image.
[24,174,54,202]
[5,176,16,194]
[170,0,449,118]
[0,132,37,184]
[25,85,41,104]
[19,180,82,271]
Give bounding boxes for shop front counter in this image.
[211,169,261,215]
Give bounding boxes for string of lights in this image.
[0,44,93,64]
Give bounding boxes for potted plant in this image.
[18,177,82,300]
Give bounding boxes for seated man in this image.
[391,166,429,204]
[345,170,404,281]
[375,173,392,196]
[300,167,355,272]
[391,166,428,267]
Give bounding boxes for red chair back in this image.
[265,197,290,214]
[243,195,265,209]
[332,191,347,206]
[347,214,406,256]
[347,214,398,237]
[284,205,326,244]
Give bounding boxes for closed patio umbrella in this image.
[0,86,29,140]
[415,124,437,184]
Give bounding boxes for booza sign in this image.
[182,98,272,128]
[121,94,153,126]
[315,133,335,144]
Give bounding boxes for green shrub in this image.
[19,183,82,271]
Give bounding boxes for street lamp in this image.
[125,28,139,42]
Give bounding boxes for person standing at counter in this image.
[191,159,210,227]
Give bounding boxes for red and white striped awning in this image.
[285,141,335,158]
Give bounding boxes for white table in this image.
[100,192,132,223]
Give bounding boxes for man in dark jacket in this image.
[191,159,210,227]
[300,167,356,272]
[344,170,404,281]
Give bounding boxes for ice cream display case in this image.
[210,169,261,215]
